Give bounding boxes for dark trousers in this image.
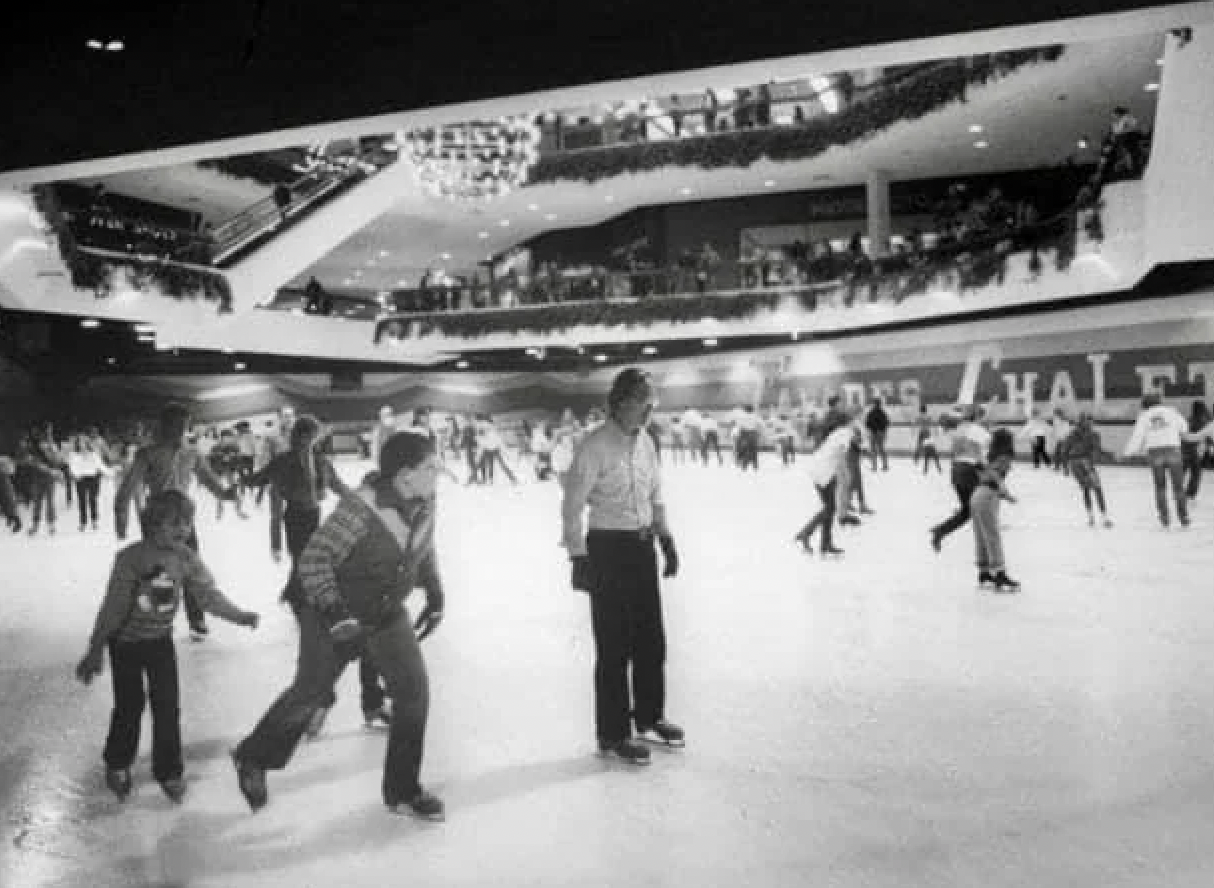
[737,430,760,470]
[700,431,723,465]
[480,449,517,484]
[1182,442,1203,498]
[1147,447,1188,525]
[75,475,101,527]
[921,444,942,473]
[0,472,17,524]
[933,463,981,542]
[29,474,56,528]
[1031,436,1051,468]
[780,437,796,465]
[869,430,888,470]
[283,504,384,713]
[182,528,206,629]
[797,478,837,549]
[235,606,429,806]
[103,637,182,782]
[585,530,667,745]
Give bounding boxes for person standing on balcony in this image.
[562,368,684,766]
[272,184,292,226]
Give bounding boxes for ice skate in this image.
[635,719,685,749]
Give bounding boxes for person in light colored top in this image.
[562,368,683,766]
[67,435,108,531]
[1122,393,1190,527]
[930,405,992,552]
[793,417,853,555]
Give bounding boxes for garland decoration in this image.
[31,186,233,313]
[527,47,1064,186]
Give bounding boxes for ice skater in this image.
[793,414,852,556]
[562,367,684,767]
[930,405,991,553]
[1061,412,1114,526]
[971,428,1020,592]
[75,491,259,803]
[114,403,240,640]
[1122,393,1190,528]
[231,432,447,821]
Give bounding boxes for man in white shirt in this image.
[1016,408,1053,468]
[562,368,683,766]
[1123,393,1189,527]
[930,405,992,552]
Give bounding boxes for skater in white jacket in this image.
[1122,394,1190,527]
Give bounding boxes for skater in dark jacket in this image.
[232,432,447,822]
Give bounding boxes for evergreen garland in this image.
[528,47,1064,186]
[31,185,233,313]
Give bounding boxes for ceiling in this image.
[0,2,1207,378]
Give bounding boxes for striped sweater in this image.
[87,541,248,646]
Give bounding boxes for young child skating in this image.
[970,428,1020,592]
[75,490,260,803]
[1062,412,1114,527]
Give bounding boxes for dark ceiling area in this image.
[0,0,1182,173]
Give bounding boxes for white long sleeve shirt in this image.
[561,420,666,556]
[951,422,992,465]
[1123,405,1188,455]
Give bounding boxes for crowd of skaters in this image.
[0,374,1208,826]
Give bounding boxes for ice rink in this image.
[1,452,1212,888]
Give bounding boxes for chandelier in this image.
[398,117,540,202]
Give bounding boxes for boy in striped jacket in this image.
[76,490,259,803]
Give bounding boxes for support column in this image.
[866,169,891,260]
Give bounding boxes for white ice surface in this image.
[1,455,1212,888]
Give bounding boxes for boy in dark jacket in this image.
[76,491,259,802]
[232,431,447,822]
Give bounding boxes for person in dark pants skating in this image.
[231,432,447,821]
[930,406,992,552]
[562,368,684,766]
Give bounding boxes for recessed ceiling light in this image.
[527,204,539,211]
[679,187,692,196]
[456,360,469,369]
[642,345,657,355]
[440,252,451,260]
[973,140,989,149]
[106,40,124,52]
[378,250,390,257]
[968,124,984,133]
[763,180,776,187]
[343,279,354,286]
[234,362,247,371]
[80,318,100,329]
[87,39,104,50]
[702,338,718,347]
[478,231,490,239]
[106,357,117,365]
[544,213,558,221]
[1156,57,1164,66]
[1145,82,1160,92]
[593,354,608,362]
[396,279,408,286]
[1077,139,1088,149]
[499,219,511,227]
[353,269,363,276]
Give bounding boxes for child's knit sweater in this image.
[87,541,247,646]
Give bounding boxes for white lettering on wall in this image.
[1048,370,1077,410]
[957,343,1002,405]
[1002,372,1039,418]
[869,380,895,404]
[1086,353,1110,410]
[1188,362,1214,398]
[1135,364,1177,396]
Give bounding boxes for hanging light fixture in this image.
[398,116,541,203]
